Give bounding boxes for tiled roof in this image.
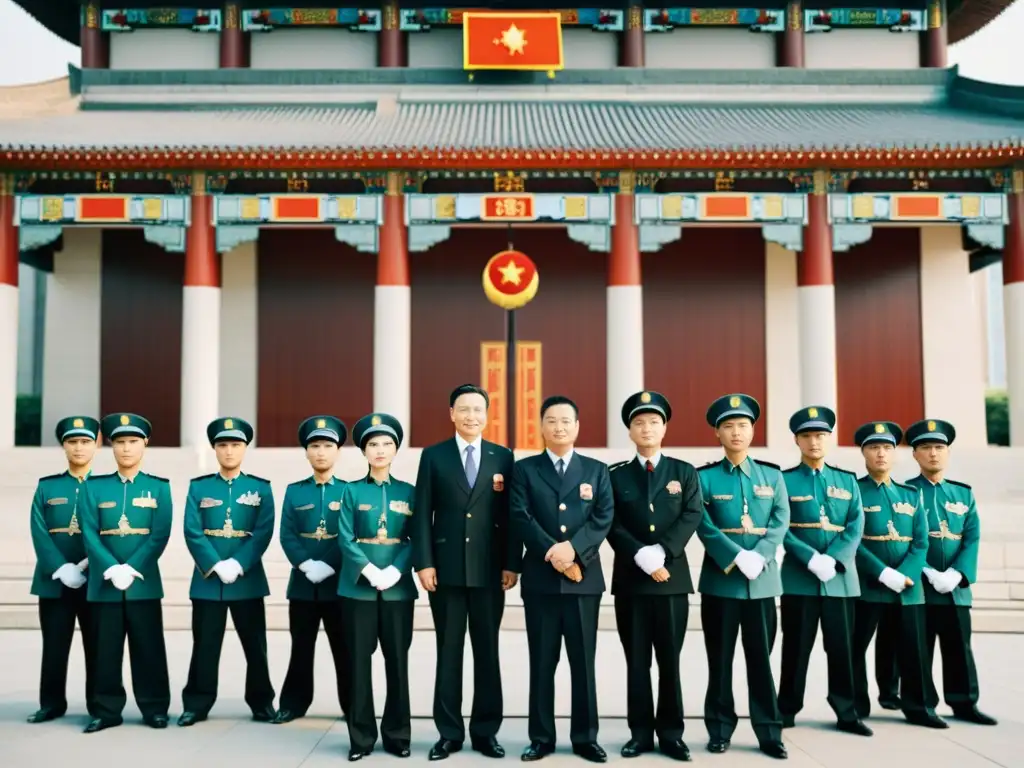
[0,100,1021,153]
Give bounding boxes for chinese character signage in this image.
[480,194,536,221]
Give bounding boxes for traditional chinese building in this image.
[1,1,1022,453]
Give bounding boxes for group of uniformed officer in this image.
[28,386,996,762]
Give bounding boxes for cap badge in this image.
[316,418,326,429]
[640,392,651,404]
[875,423,885,434]
[120,415,130,426]
[808,407,818,418]
[729,396,740,408]
[928,420,936,431]
[73,418,84,428]
[224,418,233,429]
[371,415,382,426]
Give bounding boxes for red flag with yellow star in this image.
[463,12,564,71]
[482,250,539,310]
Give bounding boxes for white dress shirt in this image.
[546,448,574,471]
[455,432,483,469]
[636,452,662,469]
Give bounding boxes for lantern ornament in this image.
[482,250,539,310]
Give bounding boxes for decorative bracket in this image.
[243,8,381,32]
[644,8,784,32]
[833,223,873,252]
[566,224,611,252]
[408,225,452,253]
[762,223,803,252]
[635,193,807,226]
[143,226,186,253]
[19,226,62,253]
[965,224,1004,251]
[804,8,925,33]
[216,226,260,254]
[639,225,683,253]
[102,9,222,32]
[335,225,379,253]
[405,193,615,226]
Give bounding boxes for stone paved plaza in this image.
[0,627,1020,767]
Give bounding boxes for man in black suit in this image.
[412,384,519,761]
[510,395,614,764]
[607,391,702,762]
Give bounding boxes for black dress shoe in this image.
[620,739,654,758]
[659,739,692,761]
[759,741,788,760]
[837,719,873,737]
[145,714,169,729]
[905,712,948,729]
[707,739,730,754]
[781,714,796,729]
[252,706,277,722]
[272,709,298,724]
[878,697,901,711]
[27,707,64,723]
[472,737,506,758]
[384,742,411,758]
[521,742,555,762]
[571,743,607,763]
[429,738,464,760]
[348,747,373,762]
[84,717,122,734]
[952,707,998,725]
[177,711,206,727]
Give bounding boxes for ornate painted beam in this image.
[242,8,381,32]
[404,193,615,225]
[803,8,926,32]
[400,8,624,31]
[101,8,222,32]
[644,7,785,32]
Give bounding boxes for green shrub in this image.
[15,394,41,446]
[986,389,1009,446]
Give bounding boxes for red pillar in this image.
[379,1,407,68]
[779,1,805,67]
[921,0,948,68]
[798,192,833,287]
[379,173,409,286]
[80,1,109,69]
[0,176,16,289]
[185,184,219,288]
[620,6,645,67]
[1006,177,1024,287]
[220,2,248,68]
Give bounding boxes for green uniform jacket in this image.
[183,472,275,601]
[280,476,347,601]
[30,471,90,598]
[80,472,173,602]
[855,476,929,605]
[696,457,790,600]
[781,462,864,598]
[906,475,979,607]
[336,474,418,602]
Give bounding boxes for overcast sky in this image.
[0,0,1018,85]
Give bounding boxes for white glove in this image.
[212,559,241,584]
[879,567,907,593]
[808,553,837,583]
[376,565,402,591]
[302,560,336,584]
[361,563,383,588]
[733,549,766,580]
[52,562,87,589]
[923,566,940,586]
[935,568,962,594]
[634,544,666,575]
[76,558,89,572]
[102,564,136,591]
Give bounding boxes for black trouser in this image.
[701,595,781,745]
[91,599,170,721]
[429,585,506,742]
[924,605,980,710]
[874,604,901,705]
[852,601,930,719]
[523,593,601,747]
[278,599,350,717]
[778,595,858,723]
[342,597,415,752]
[37,588,97,716]
[181,598,276,716]
[614,593,689,745]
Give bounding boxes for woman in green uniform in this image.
[338,412,418,762]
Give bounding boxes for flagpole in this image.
[506,226,516,451]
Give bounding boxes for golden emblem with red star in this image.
[482,250,539,310]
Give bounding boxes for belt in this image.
[48,527,80,536]
[929,521,962,541]
[356,537,402,545]
[790,519,846,533]
[100,527,149,536]
[203,528,251,538]
[863,533,912,542]
[719,512,766,536]
[300,527,337,541]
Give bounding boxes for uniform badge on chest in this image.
[753,485,774,499]
[827,486,852,500]
[944,501,968,516]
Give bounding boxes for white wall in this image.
[109,29,220,70]
[218,240,258,439]
[919,226,988,447]
[40,229,102,445]
[16,263,41,396]
[764,241,801,451]
[250,29,377,69]
[646,29,775,68]
[805,29,920,69]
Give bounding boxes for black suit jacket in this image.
[412,437,518,588]
[510,451,613,596]
[607,455,703,596]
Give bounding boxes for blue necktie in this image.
[465,445,478,488]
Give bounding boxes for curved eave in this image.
[949,0,1019,44]
[12,1,80,46]
[2,144,1021,172]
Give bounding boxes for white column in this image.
[0,282,16,447]
[797,285,838,409]
[218,240,258,433]
[606,285,644,449]
[1005,178,1024,446]
[373,284,410,434]
[919,226,987,446]
[764,242,801,450]
[41,229,103,444]
[180,286,220,449]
